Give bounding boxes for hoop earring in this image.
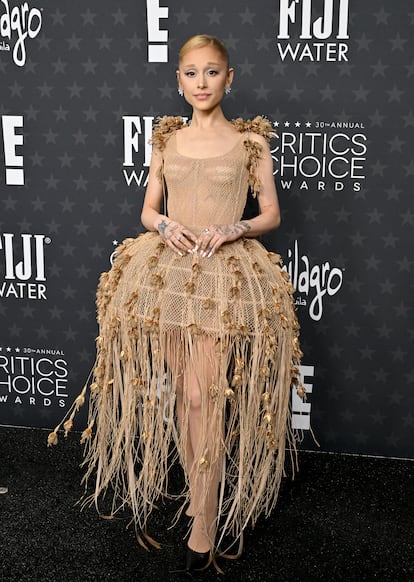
[178,87,184,97]
[225,86,232,95]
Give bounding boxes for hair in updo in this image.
[178,34,229,67]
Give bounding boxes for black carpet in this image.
[0,426,413,582]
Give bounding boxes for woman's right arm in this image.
[141,148,197,254]
[140,148,166,232]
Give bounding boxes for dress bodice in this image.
[162,131,250,234]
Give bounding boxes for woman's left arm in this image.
[238,133,281,237]
[197,134,280,257]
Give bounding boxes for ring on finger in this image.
[176,234,182,241]
[204,228,210,235]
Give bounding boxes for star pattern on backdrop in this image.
[0,1,413,453]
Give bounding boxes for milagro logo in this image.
[0,0,43,67]
[0,346,68,408]
[0,232,50,299]
[272,120,367,193]
[122,115,188,188]
[283,240,344,321]
[277,0,350,62]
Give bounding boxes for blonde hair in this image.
[179,34,229,67]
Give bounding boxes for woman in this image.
[49,34,304,572]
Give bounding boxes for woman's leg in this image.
[184,337,221,554]
[164,337,195,515]
[165,334,222,553]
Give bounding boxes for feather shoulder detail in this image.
[232,116,276,198]
[231,116,276,142]
[150,115,186,150]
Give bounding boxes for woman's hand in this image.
[156,217,197,256]
[196,222,251,257]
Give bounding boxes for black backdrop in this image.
[1,0,413,458]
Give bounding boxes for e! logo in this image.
[292,365,314,430]
[1,115,24,185]
[146,0,169,62]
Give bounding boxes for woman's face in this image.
[177,45,233,112]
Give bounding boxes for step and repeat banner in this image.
[0,1,413,458]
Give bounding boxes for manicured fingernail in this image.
[201,251,207,258]
[207,251,212,258]
[194,245,199,252]
[179,252,183,256]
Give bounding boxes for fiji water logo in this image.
[123,116,155,188]
[277,0,350,62]
[0,0,42,67]
[122,115,188,188]
[283,240,343,321]
[0,233,50,299]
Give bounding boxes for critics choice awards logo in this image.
[277,0,350,62]
[0,346,68,409]
[0,0,42,67]
[0,233,51,299]
[272,120,367,193]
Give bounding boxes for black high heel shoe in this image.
[185,546,211,571]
